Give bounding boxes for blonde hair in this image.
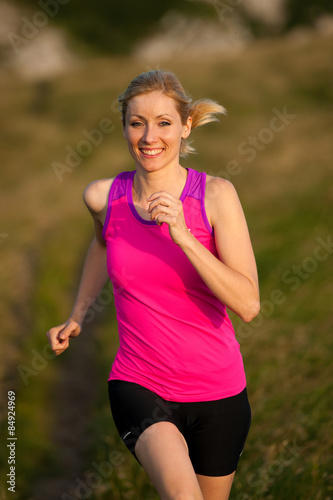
[118,70,226,158]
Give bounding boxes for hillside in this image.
[0,31,332,499]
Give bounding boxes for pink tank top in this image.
[102,168,246,402]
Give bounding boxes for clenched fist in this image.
[46,319,81,356]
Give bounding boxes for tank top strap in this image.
[110,170,135,202]
[102,170,134,240]
[186,168,206,202]
[184,168,213,235]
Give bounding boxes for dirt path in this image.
[33,322,99,500]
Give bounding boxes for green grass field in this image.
[0,32,332,499]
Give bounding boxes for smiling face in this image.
[123,91,192,172]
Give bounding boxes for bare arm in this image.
[47,178,113,355]
[147,176,260,322]
[68,235,109,325]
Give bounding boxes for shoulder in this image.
[205,175,242,227]
[83,178,114,217]
[205,174,236,197]
[205,174,239,210]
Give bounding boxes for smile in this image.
[140,148,164,157]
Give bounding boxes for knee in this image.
[172,493,203,500]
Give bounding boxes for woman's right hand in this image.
[46,319,82,356]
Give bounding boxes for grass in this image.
[0,32,332,499]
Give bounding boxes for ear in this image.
[122,120,127,139]
[182,116,192,139]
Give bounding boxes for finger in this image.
[149,193,178,204]
[150,205,179,222]
[155,214,178,226]
[148,198,171,213]
[147,192,178,209]
[150,203,178,216]
[46,325,72,356]
[58,326,69,341]
[47,332,65,354]
[47,327,62,348]
[55,339,69,355]
[148,196,181,214]
[61,323,81,343]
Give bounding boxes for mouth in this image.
[139,148,164,158]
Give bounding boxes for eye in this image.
[130,121,143,128]
[159,121,171,127]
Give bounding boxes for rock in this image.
[133,11,252,63]
[0,1,78,81]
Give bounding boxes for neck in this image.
[133,164,188,204]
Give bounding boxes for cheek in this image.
[126,129,140,145]
[165,129,182,143]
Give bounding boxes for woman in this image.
[47,70,260,500]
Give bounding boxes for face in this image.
[123,91,192,172]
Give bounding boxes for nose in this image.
[142,124,158,144]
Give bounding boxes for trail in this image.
[33,321,99,500]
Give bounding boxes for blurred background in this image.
[0,1,332,499]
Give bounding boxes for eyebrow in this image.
[129,114,175,119]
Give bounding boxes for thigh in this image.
[196,473,235,500]
[108,380,182,460]
[184,388,252,477]
[135,421,204,500]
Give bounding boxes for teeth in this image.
[141,149,163,156]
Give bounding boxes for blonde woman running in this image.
[47,70,260,500]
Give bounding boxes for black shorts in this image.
[108,380,251,477]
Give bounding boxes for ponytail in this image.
[181,99,227,158]
[190,99,226,129]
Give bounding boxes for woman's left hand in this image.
[147,191,192,247]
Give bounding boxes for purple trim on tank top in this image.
[185,169,213,236]
[200,172,214,236]
[127,168,193,226]
[187,167,201,198]
[102,167,213,237]
[102,171,132,240]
